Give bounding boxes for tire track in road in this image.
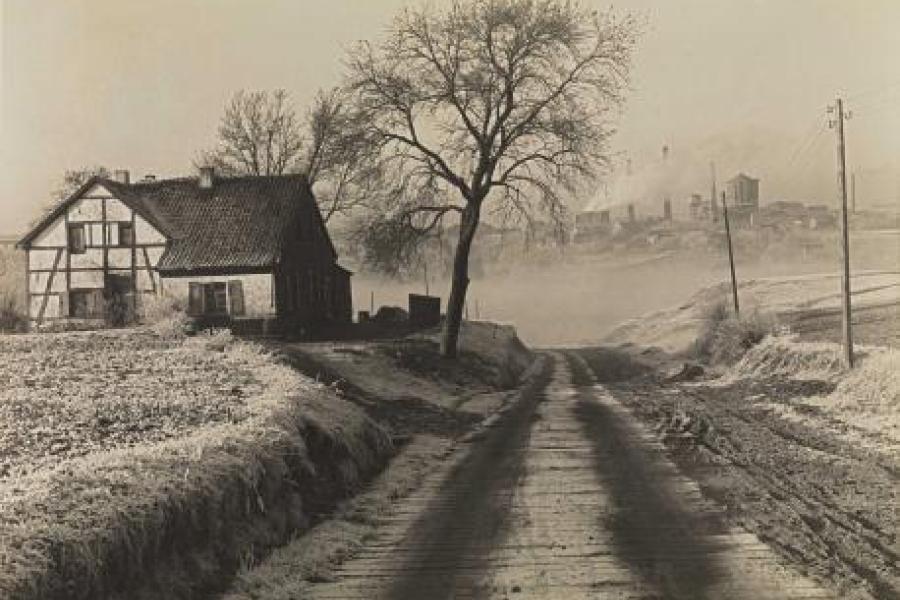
[568,349,836,599]
[567,352,725,598]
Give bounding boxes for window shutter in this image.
[68,225,86,254]
[228,281,245,316]
[90,290,104,318]
[188,282,203,315]
[119,223,134,246]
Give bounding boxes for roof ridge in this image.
[102,172,308,187]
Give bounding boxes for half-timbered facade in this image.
[17,169,352,331]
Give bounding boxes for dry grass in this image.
[0,328,393,600]
[693,300,778,364]
[720,335,900,447]
[0,246,27,333]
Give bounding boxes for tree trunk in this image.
[441,201,481,358]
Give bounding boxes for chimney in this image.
[664,198,672,221]
[628,204,636,223]
[199,166,214,189]
[113,169,130,184]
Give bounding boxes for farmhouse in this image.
[17,168,352,331]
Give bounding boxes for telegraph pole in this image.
[721,191,740,316]
[829,97,854,368]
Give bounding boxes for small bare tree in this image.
[347,0,639,357]
[56,166,111,200]
[200,89,305,176]
[200,88,379,223]
[29,165,111,229]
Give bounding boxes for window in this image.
[188,283,203,315]
[204,282,228,315]
[68,224,86,254]
[70,289,101,318]
[187,281,230,316]
[228,281,245,316]
[118,222,134,246]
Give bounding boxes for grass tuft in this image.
[693,299,778,364]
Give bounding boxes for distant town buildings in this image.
[725,173,760,228]
[689,193,708,220]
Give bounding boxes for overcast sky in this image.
[2,0,899,236]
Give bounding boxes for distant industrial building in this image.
[688,193,709,220]
[725,173,760,228]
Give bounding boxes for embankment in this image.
[0,321,534,600]
[0,331,394,600]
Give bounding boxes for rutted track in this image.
[304,353,834,599]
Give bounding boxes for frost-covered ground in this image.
[605,271,900,353]
[578,271,900,597]
[0,328,287,480]
[0,325,394,600]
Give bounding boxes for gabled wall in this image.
[25,183,168,328]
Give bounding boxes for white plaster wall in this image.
[160,273,275,317]
[105,198,131,221]
[32,219,66,247]
[70,248,104,269]
[143,246,165,264]
[108,248,132,268]
[135,216,166,244]
[29,248,65,270]
[70,270,104,289]
[137,269,157,292]
[68,197,104,222]
[29,294,63,319]
[29,271,67,294]
[82,183,112,198]
[89,223,104,246]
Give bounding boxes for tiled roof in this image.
[18,173,337,273]
[102,174,325,272]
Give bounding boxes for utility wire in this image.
[845,80,900,102]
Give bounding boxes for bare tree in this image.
[199,89,305,176]
[304,88,385,222]
[347,0,639,357]
[200,88,378,223]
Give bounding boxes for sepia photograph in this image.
[0,1,898,598]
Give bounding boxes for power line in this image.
[845,80,900,102]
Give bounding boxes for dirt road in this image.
[304,353,833,599]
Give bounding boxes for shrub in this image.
[694,299,777,364]
[137,292,185,323]
[138,293,193,338]
[0,291,27,333]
